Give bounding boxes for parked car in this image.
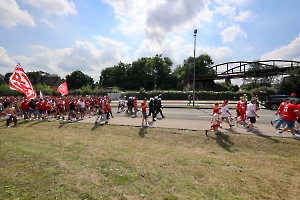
[261,95,300,110]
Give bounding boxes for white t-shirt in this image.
[221,105,230,118]
[78,101,85,108]
[246,103,256,117]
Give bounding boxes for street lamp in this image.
[193,29,197,106]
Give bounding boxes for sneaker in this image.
[230,124,234,127]
[145,124,149,127]
[270,121,273,126]
[291,134,299,138]
[6,126,10,128]
[276,131,284,138]
[141,123,144,126]
[94,122,98,124]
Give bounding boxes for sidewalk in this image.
[78,114,295,139]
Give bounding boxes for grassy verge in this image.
[0,121,299,199]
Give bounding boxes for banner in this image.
[9,63,36,99]
[57,82,68,96]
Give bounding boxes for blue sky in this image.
[1,0,300,85]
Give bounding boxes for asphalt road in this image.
[125,107,276,125]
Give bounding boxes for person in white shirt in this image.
[78,98,86,120]
[246,100,259,132]
[220,100,234,129]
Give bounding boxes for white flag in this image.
[40,91,44,99]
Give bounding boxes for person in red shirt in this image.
[36,99,44,119]
[238,98,247,126]
[57,99,65,120]
[273,98,289,129]
[21,98,29,120]
[234,97,242,121]
[141,98,149,126]
[276,99,300,138]
[42,99,52,121]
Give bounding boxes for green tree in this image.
[277,68,300,95]
[4,73,13,84]
[0,74,5,84]
[66,70,94,90]
[173,54,214,90]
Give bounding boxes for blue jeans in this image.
[275,115,287,129]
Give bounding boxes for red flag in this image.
[9,63,36,99]
[57,82,68,96]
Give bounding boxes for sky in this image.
[1,0,300,85]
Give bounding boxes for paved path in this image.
[77,113,297,139]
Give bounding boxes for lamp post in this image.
[193,29,197,106]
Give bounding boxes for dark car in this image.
[261,95,300,110]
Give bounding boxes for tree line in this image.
[0,54,298,95]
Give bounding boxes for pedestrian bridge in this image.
[196,59,300,80]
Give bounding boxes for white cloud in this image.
[261,34,300,60]
[40,18,56,28]
[103,0,211,42]
[21,0,77,16]
[9,38,131,80]
[215,0,250,7]
[220,24,247,43]
[0,47,17,72]
[234,10,252,22]
[0,0,36,28]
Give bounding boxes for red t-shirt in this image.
[21,101,29,110]
[278,102,286,115]
[57,102,65,110]
[42,101,51,111]
[239,102,246,114]
[105,102,110,111]
[133,100,138,108]
[141,102,147,112]
[37,101,43,109]
[282,103,298,121]
[212,106,219,114]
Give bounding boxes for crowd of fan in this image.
[0,94,165,128]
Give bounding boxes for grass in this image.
[0,120,300,200]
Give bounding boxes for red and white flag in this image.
[57,82,68,96]
[9,63,36,99]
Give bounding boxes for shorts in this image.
[80,107,86,112]
[142,112,148,119]
[212,124,219,129]
[236,110,240,116]
[247,116,256,123]
[284,120,295,129]
[221,117,228,120]
[22,110,28,115]
[297,118,300,123]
